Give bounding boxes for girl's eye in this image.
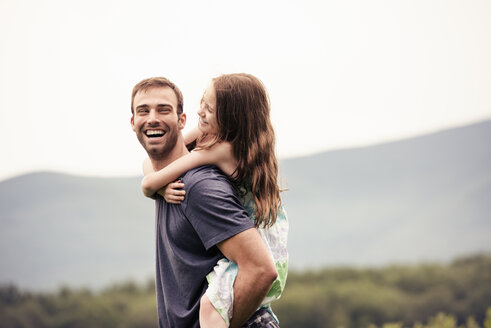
[205,104,214,113]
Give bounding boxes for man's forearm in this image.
[229,266,276,328]
[216,228,278,328]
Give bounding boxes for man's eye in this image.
[137,109,148,114]
[159,108,170,113]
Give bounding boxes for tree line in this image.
[1,254,490,327]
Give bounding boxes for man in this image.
[130,77,279,327]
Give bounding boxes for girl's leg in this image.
[200,293,227,328]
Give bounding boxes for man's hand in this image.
[217,228,278,328]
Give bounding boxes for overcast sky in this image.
[1,0,490,182]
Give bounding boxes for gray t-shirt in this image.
[155,165,254,328]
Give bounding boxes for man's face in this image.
[131,86,185,160]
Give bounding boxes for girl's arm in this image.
[159,180,186,204]
[141,142,233,198]
[142,157,155,176]
[184,126,203,146]
[141,157,158,200]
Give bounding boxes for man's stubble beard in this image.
[145,127,179,162]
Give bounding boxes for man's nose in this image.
[197,107,204,117]
[147,109,159,124]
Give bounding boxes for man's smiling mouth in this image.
[145,129,165,138]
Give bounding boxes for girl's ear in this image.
[178,113,186,130]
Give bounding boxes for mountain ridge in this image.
[1,119,490,290]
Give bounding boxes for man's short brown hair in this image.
[131,77,184,115]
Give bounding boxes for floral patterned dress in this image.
[205,186,289,326]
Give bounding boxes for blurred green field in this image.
[1,254,490,328]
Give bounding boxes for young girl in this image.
[141,73,288,328]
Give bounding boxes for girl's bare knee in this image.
[200,294,214,315]
[199,294,218,318]
[200,293,227,328]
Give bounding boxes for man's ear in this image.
[178,113,186,130]
[130,116,136,132]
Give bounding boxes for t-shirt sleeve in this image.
[183,175,254,251]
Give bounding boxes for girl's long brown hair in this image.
[199,73,281,228]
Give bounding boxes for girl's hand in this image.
[158,180,186,204]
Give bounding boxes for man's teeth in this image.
[146,130,165,137]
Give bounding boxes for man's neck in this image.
[150,140,190,171]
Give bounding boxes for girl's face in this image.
[197,83,219,135]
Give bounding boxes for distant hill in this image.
[0,173,155,290]
[281,119,491,268]
[1,119,490,290]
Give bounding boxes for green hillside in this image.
[1,254,490,328]
[1,119,490,290]
[280,119,491,267]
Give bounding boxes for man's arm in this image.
[217,228,278,328]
